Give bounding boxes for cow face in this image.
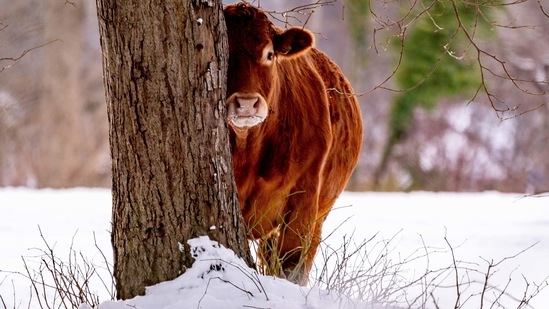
[224,3,314,129]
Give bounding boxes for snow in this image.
[99,236,376,309]
[1,188,548,309]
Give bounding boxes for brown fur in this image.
[224,2,363,285]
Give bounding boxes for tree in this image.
[0,0,109,188]
[36,0,89,187]
[357,0,549,190]
[373,0,492,186]
[95,0,253,299]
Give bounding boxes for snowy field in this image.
[0,188,548,308]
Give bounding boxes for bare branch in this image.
[0,40,60,73]
[260,0,337,28]
[363,0,549,121]
[537,0,549,19]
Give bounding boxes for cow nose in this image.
[226,92,268,128]
[235,96,259,116]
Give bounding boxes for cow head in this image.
[224,2,314,129]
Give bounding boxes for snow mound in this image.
[96,236,381,309]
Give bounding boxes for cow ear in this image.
[274,27,314,57]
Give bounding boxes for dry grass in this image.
[1,225,547,309]
[0,226,114,309]
[309,226,548,309]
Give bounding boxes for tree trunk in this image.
[96,0,253,299]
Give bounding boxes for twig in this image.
[0,40,60,73]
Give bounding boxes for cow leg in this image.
[278,192,338,285]
[276,190,321,285]
[277,219,319,285]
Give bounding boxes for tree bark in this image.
[96,0,252,299]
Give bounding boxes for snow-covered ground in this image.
[0,188,547,308]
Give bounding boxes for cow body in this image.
[224,3,362,284]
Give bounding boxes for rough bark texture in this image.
[96,0,253,299]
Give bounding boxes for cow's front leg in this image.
[277,189,320,285]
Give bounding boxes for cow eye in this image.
[267,51,274,61]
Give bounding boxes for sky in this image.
[1,188,548,308]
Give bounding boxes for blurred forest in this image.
[0,0,548,193]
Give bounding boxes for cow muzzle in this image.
[226,92,269,128]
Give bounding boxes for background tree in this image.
[1,0,547,192]
[373,0,493,187]
[95,0,252,299]
[0,0,109,188]
[345,0,549,191]
[35,0,102,187]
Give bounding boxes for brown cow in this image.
[224,2,363,285]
